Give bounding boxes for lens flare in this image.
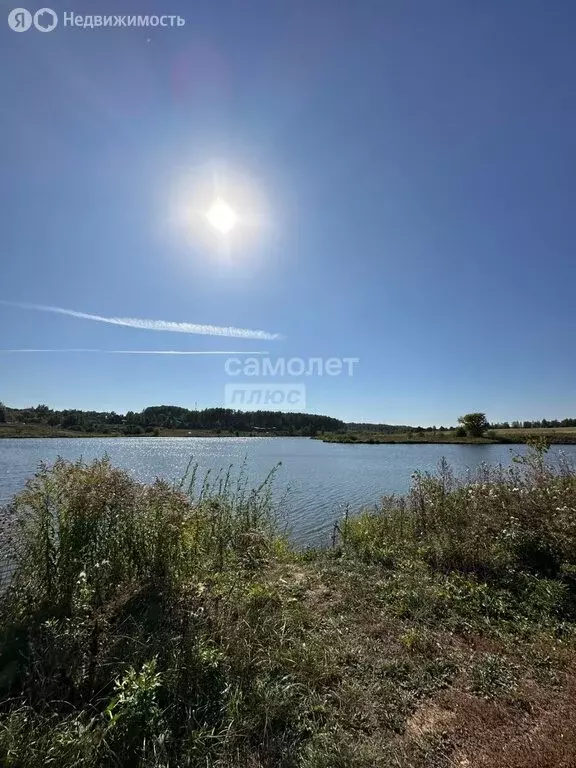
[205,197,238,235]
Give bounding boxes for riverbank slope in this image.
[0,449,575,766]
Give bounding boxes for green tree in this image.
[457,412,489,437]
[0,402,5,423]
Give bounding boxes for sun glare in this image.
[205,197,238,235]
[168,163,272,259]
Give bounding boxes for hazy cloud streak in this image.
[0,301,283,341]
[0,349,268,355]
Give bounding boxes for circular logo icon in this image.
[33,7,57,31]
[8,7,32,31]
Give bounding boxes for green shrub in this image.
[471,653,518,697]
[338,448,576,585]
[0,458,316,768]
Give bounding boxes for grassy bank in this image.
[319,427,576,445]
[0,424,105,438]
[495,426,576,443]
[319,432,496,445]
[1,448,576,766]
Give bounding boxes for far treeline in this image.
[349,417,576,433]
[1,402,576,439]
[322,412,576,446]
[0,403,344,436]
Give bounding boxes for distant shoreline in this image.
[3,424,576,445]
[0,425,290,440]
[317,429,576,446]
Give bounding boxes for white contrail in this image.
[0,301,283,341]
[0,349,268,355]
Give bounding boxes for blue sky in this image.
[1,0,575,425]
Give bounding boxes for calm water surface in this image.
[2,437,576,545]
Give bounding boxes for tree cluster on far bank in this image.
[457,412,490,437]
[0,403,344,436]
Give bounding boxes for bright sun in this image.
[205,197,238,235]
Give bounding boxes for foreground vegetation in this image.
[1,446,576,766]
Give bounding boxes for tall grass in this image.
[1,447,576,766]
[0,458,322,768]
[4,457,285,616]
[338,444,576,584]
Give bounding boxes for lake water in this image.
[2,437,576,546]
